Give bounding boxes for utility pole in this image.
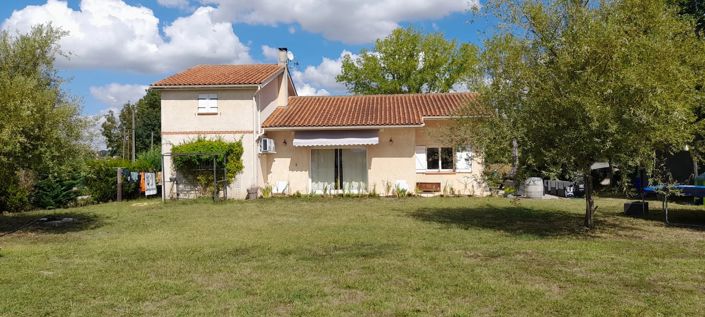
[131,102,136,162]
[151,131,154,150]
[122,127,126,160]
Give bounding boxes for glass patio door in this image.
[311,148,367,194]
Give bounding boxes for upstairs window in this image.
[197,94,218,114]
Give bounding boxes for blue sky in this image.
[0,0,496,116]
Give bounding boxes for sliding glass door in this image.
[311,148,367,193]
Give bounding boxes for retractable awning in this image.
[293,130,379,147]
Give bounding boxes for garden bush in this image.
[171,137,244,195]
[84,158,139,203]
[32,173,82,209]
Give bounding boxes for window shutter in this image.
[456,146,472,172]
[208,94,218,112]
[197,94,208,113]
[198,94,218,113]
[415,146,427,171]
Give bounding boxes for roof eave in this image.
[149,84,262,90]
[262,124,425,131]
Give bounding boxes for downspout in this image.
[252,85,265,191]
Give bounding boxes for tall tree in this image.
[672,0,705,36]
[337,27,479,95]
[463,0,705,227]
[101,109,121,157]
[671,0,705,176]
[100,89,161,158]
[0,24,91,211]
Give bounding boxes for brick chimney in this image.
[278,48,288,65]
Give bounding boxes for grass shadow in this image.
[620,205,705,230]
[408,204,636,237]
[0,211,104,236]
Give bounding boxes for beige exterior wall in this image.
[264,131,311,194]
[414,120,487,196]
[158,68,486,199]
[159,72,288,199]
[161,88,257,132]
[263,122,488,196]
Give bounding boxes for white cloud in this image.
[90,83,148,108]
[157,0,191,10]
[296,84,330,96]
[261,45,279,62]
[291,50,355,95]
[1,0,252,73]
[203,0,479,44]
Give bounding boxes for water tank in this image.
[525,177,544,199]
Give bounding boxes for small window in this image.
[422,147,454,172]
[197,94,218,114]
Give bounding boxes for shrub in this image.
[171,137,244,195]
[84,158,138,203]
[134,147,161,171]
[1,170,35,212]
[32,173,82,209]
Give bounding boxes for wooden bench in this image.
[416,182,441,193]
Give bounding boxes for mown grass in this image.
[1,197,704,316]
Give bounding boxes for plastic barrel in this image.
[525,177,544,199]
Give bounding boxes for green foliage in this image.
[337,27,479,94]
[2,171,34,212]
[0,24,92,211]
[32,174,82,209]
[134,147,161,172]
[671,0,705,36]
[261,184,273,198]
[84,158,138,203]
[171,137,244,194]
[464,0,705,226]
[394,185,409,198]
[101,89,161,158]
[101,110,121,157]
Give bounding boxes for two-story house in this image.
[151,48,489,199]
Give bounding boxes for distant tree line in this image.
[100,89,161,159]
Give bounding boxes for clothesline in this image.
[119,169,160,196]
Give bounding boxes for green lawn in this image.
[1,197,705,316]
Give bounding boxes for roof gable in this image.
[151,64,284,87]
[262,92,485,128]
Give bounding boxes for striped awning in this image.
[293,130,379,147]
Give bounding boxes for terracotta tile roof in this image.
[262,92,485,128]
[151,64,283,87]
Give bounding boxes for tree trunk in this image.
[584,172,594,228]
[511,139,519,177]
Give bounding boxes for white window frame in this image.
[197,94,218,114]
[416,146,454,173]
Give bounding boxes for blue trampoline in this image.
[643,185,705,226]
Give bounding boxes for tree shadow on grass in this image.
[620,205,705,230]
[408,204,638,237]
[0,212,103,236]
